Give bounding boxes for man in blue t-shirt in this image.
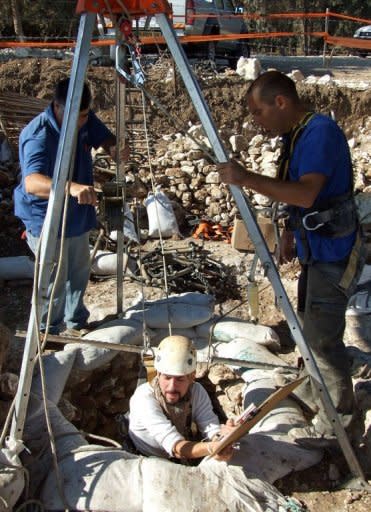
[217,71,363,447]
[14,78,129,335]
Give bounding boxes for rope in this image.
[20,138,80,510]
[140,88,173,337]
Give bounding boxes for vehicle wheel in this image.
[241,41,250,59]
[207,41,216,62]
[227,40,250,68]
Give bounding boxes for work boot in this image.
[61,326,91,338]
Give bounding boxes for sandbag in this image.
[0,256,34,280]
[22,394,88,498]
[126,292,214,329]
[40,449,295,512]
[149,327,198,346]
[91,250,132,276]
[231,369,322,483]
[64,318,145,371]
[355,192,371,224]
[196,317,281,352]
[109,203,139,243]
[0,439,25,511]
[144,187,179,238]
[215,338,287,370]
[31,349,77,404]
[346,264,371,316]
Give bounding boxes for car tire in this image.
[227,40,250,68]
[207,41,216,62]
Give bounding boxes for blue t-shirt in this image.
[287,113,355,262]
[14,104,113,237]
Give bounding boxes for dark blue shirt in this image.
[288,113,355,262]
[14,103,113,237]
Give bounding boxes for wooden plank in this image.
[208,376,307,457]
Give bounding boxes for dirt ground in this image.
[0,54,370,511]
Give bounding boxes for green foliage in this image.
[1,0,79,39]
[1,0,370,53]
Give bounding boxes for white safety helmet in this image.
[154,335,197,376]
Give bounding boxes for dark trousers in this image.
[295,261,355,430]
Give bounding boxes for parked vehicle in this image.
[170,0,250,63]
[353,25,371,57]
[96,2,249,66]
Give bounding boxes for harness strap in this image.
[278,113,315,263]
[339,231,363,291]
[278,112,315,182]
[287,194,357,239]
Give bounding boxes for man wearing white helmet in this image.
[128,335,234,462]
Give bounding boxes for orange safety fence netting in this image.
[327,11,371,25]
[1,9,370,50]
[324,34,371,50]
[176,11,371,25]
[0,31,327,49]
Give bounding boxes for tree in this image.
[10,0,24,42]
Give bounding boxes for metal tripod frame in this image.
[10,9,365,484]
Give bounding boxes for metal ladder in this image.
[10,7,366,486]
[123,85,153,158]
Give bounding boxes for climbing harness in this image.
[278,112,359,264]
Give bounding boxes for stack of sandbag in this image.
[232,369,323,483]
[65,292,215,373]
[40,453,300,512]
[193,316,284,369]
[19,343,306,512]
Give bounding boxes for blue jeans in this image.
[27,232,91,334]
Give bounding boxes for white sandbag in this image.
[0,256,34,280]
[346,265,371,317]
[355,192,371,224]
[41,449,294,512]
[90,250,130,276]
[231,369,322,483]
[149,327,198,346]
[64,318,145,371]
[144,187,179,238]
[215,338,286,370]
[193,337,213,362]
[126,292,214,329]
[23,394,88,497]
[109,203,139,243]
[0,439,25,510]
[196,317,281,351]
[346,288,371,316]
[31,349,77,404]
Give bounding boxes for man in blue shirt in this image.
[14,78,129,335]
[217,71,363,446]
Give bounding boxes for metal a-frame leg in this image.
[115,65,126,318]
[10,12,96,441]
[155,12,365,482]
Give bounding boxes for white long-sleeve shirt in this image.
[128,382,221,458]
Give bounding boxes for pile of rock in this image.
[131,118,370,230]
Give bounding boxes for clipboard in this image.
[209,375,307,457]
